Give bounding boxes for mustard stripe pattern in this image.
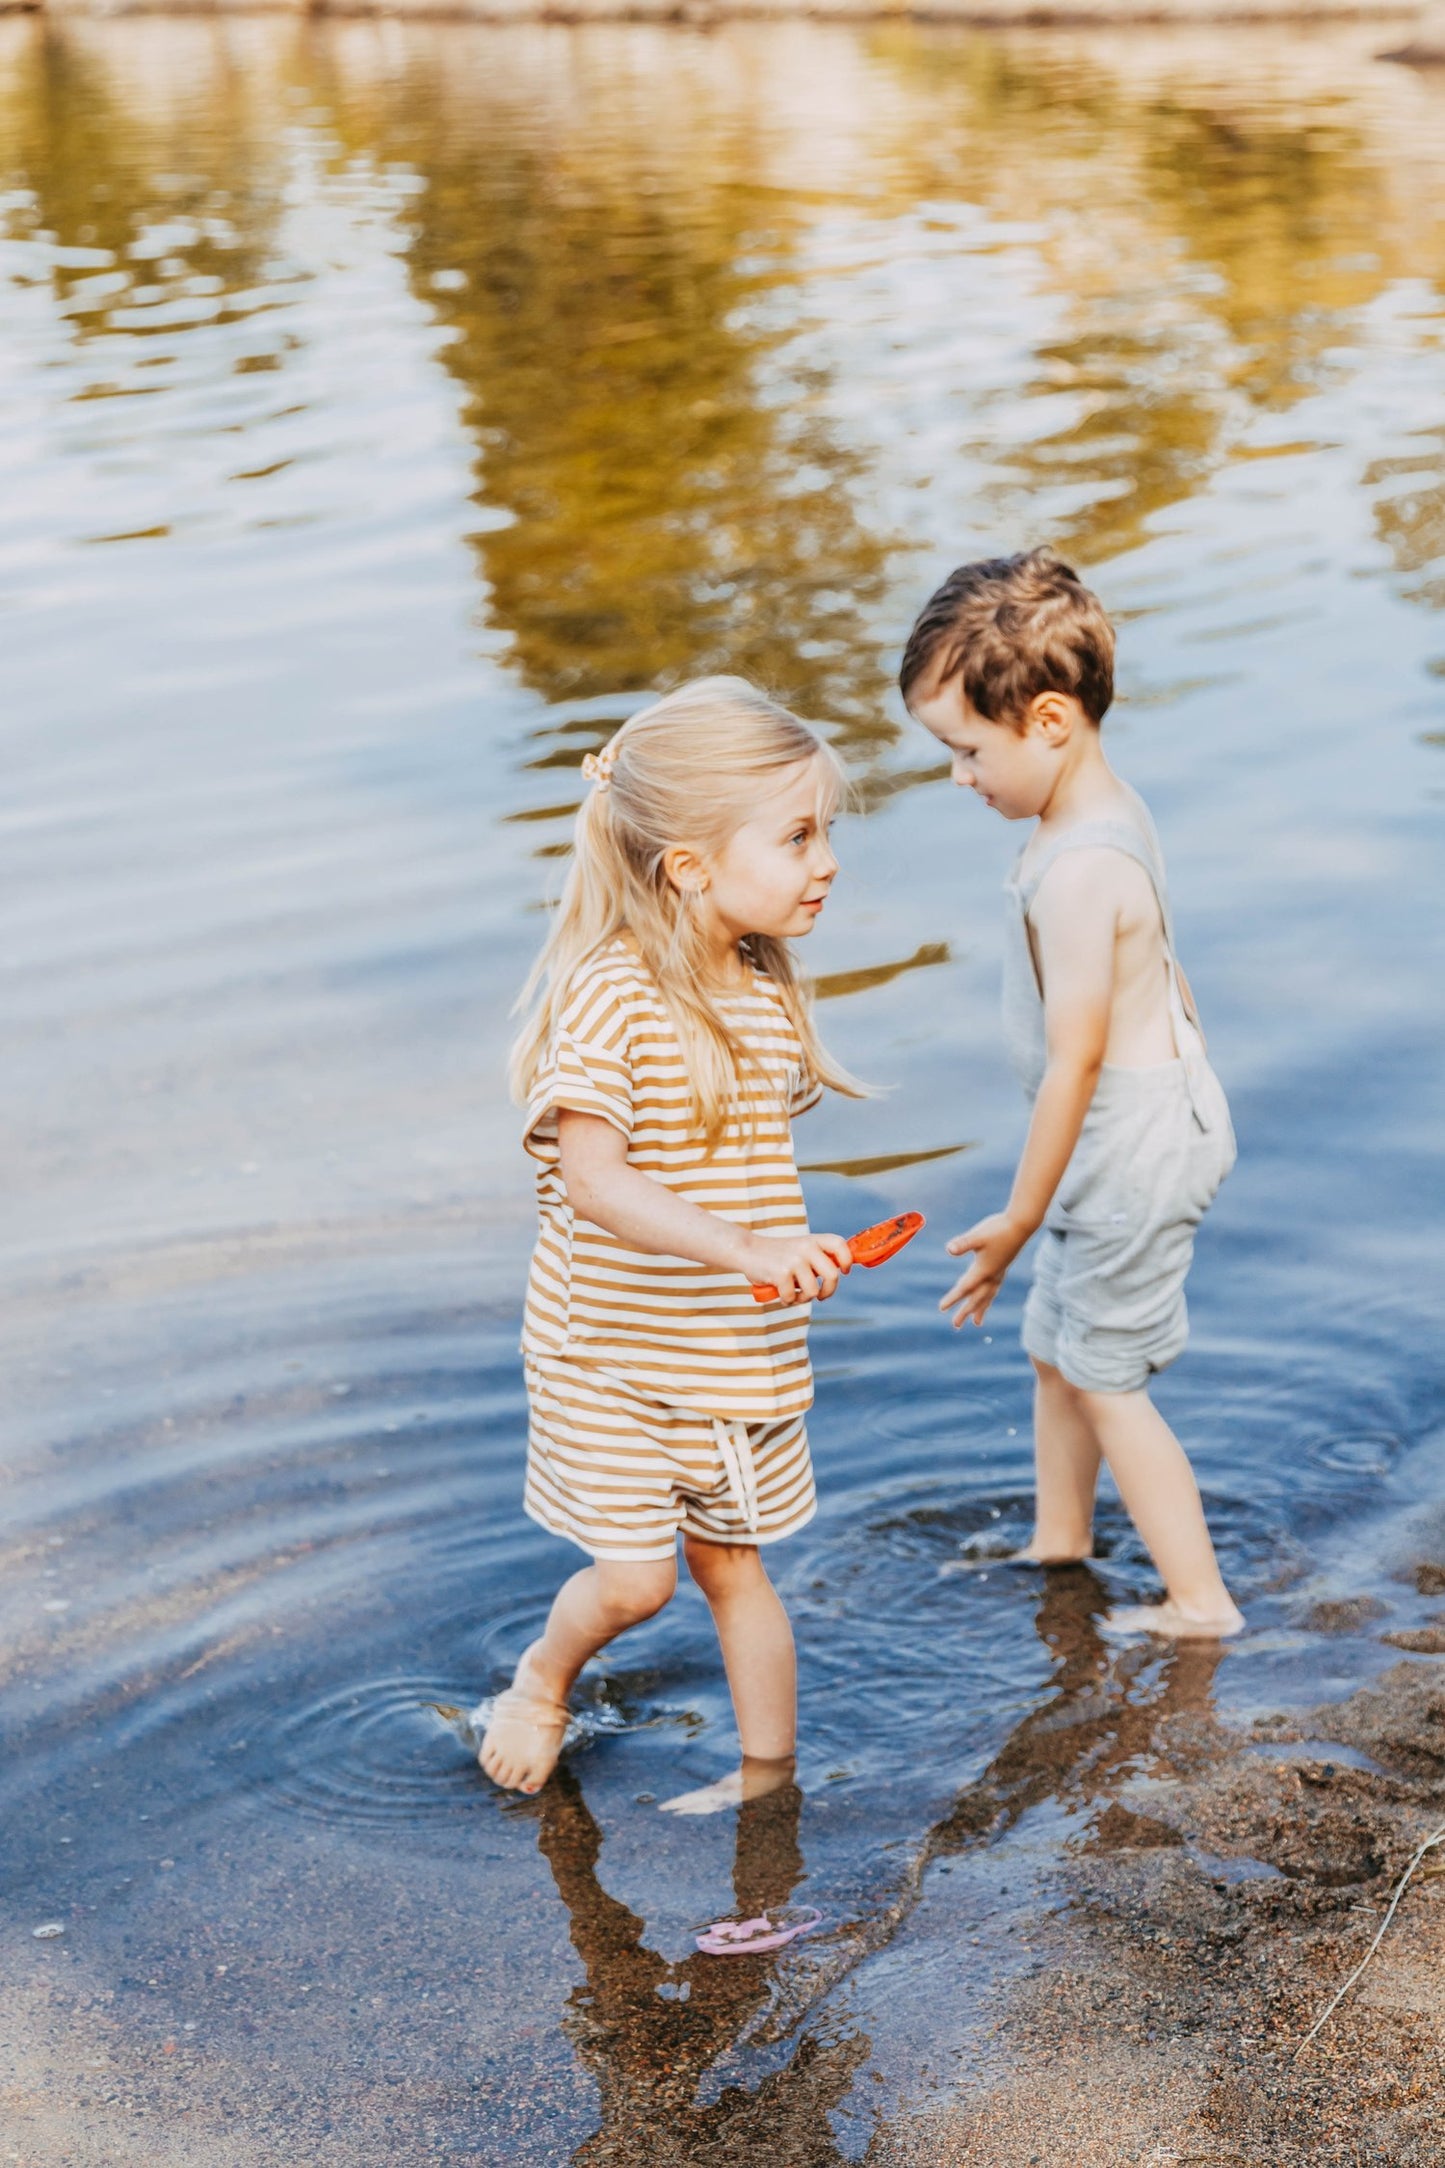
[522,940,823,1424]
[524,1357,816,1563]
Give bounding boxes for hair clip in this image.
[581,739,620,792]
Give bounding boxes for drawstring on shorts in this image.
[712,1417,760,1533]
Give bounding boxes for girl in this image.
[481,677,864,1804]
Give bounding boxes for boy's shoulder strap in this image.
[1013,795,1219,1132]
[1017,799,1172,943]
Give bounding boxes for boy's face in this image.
[909,672,1061,821]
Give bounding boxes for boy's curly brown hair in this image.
[899,548,1115,728]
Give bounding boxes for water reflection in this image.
[312,20,1445,783]
[320,47,896,744]
[815,940,951,1001]
[532,1567,1226,2162]
[1,29,281,356]
[927,1567,1226,1860]
[873,31,1445,565]
[8,22,1442,762]
[1368,425,1445,609]
[537,1773,865,2164]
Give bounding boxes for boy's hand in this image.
[939,1213,1031,1329]
[745,1231,853,1305]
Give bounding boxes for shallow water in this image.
[2,16,1444,2160]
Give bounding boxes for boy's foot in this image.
[1101,1600,1244,1642]
[946,1545,1092,1574]
[1009,1545,1094,1565]
[478,1643,570,1795]
[660,1754,796,1817]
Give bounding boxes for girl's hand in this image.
[745,1231,853,1305]
[939,1213,1030,1329]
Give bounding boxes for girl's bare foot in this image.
[1101,1600,1244,1641]
[478,1643,570,1795]
[660,1753,796,1816]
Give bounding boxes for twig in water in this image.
[1293,1820,1445,2060]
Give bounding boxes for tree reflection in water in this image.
[0,28,282,354]
[310,22,1445,795]
[319,42,896,750]
[7,22,1441,776]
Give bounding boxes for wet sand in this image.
[881,1641,1445,2168]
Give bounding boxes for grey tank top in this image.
[1001,788,1220,1133]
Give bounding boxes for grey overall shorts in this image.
[1003,798,1236,1395]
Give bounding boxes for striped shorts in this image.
[523,1356,817,1565]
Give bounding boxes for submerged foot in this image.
[660,1754,796,1817]
[948,1538,1093,1574]
[1101,1600,1244,1642]
[478,1643,570,1795]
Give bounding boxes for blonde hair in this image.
[510,676,864,1145]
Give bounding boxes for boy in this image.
[902,549,1242,1638]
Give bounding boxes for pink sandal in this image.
[694,1907,823,1955]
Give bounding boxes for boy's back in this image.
[1013,780,1179,1081]
[1018,776,1187,1084]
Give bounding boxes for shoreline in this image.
[882,1651,1445,2165]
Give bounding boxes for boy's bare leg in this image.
[661,1537,797,1814]
[1019,1356,1102,1561]
[1079,1387,1244,1638]
[481,1557,677,1794]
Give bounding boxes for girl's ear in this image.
[662,843,709,896]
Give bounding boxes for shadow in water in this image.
[927,1565,1226,1860]
[532,1570,1224,2162]
[535,1771,867,2166]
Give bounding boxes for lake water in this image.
[3,16,1444,2161]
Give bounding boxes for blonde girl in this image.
[481,677,864,1806]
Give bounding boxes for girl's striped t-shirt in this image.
[522,940,823,1422]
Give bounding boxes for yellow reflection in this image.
[815,940,950,1002]
[1366,425,1445,609]
[3,15,1443,768]
[0,26,283,351]
[868,25,1445,567]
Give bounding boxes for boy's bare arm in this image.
[557,1109,852,1304]
[941,853,1120,1329]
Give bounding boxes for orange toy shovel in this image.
[751,1211,926,1303]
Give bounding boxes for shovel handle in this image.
[750,1211,925,1302]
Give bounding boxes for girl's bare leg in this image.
[1023,1356,1102,1562]
[481,1558,676,1794]
[662,1537,797,1815]
[1079,1387,1244,1638]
